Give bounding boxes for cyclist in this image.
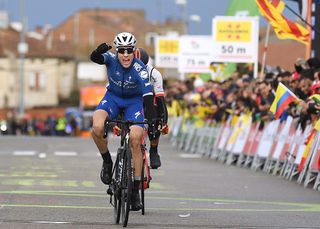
[135,48,168,169]
[90,32,158,211]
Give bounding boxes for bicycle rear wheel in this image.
[121,148,133,227]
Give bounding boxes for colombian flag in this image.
[256,0,310,44]
[270,82,298,119]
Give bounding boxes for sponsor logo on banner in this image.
[178,35,213,73]
[212,16,259,64]
[216,21,252,42]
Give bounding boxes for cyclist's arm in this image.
[151,68,168,124]
[156,96,168,124]
[138,66,157,121]
[143,94,156,120]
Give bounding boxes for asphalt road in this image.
[0,135,320,229]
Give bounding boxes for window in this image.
[29,71,46,91]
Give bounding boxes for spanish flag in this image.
[270,82,298,119]
[256,0,310,44]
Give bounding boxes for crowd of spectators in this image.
[1,57,320,136]
[165,57,320,130]
[0,114,79,136]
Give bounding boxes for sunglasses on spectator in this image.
[117,47,134,54]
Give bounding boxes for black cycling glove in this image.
[90,43,112,64]
[96,43,112,53]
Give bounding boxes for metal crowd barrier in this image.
[168,115,320,192]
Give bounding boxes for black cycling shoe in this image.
[100,160,113,185]
[150,152,161,169]
[131,190,142,211]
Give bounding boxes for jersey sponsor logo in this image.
[133,62,143,72]
[139,70,148,80]
[101,100,107,105]
[135,111,141,119]
[123,80,136,88]
[110,77,122,87]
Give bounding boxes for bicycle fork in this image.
[108,151,123,206]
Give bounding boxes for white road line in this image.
[13,151,37,156]
[54,151,78,156]
[38,153,47,159]
[33,221,71,224]
[179,153,202,159]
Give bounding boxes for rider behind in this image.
[135,48,169,169]
[90,32,157,211]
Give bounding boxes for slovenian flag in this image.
[270,82,298,119]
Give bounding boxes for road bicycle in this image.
[104,118,153,227]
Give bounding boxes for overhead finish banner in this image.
[178,35,213,73]
[155,36,179,68]
[211,16,259,64]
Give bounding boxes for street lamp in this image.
[175,0,201,34]
[175,0,188,34]
[18,0,28,117]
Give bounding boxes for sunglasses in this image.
[117,47,134,54]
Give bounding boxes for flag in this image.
[270,82,298,119]
[298,129,315,172]
[256,0,310,44]
[315,119,320,132]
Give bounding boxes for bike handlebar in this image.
[103,118,163,139]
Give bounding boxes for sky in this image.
[0,0,299,35]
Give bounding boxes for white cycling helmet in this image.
[113,32,136,48]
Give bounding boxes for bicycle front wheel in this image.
[121,147,133,227]
[113,185,121,224]
[113,150,122,224]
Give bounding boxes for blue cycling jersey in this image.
[102,52,153,98]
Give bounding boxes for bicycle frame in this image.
[104,119,150,227]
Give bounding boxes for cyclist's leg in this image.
[123,96,144,178]
[92,92,119,184]
[148,106,162,168]
[124,96,144,210]
[129,125,143,210]
[130,125,144,179]
[91,109,109,153]
[149,134,161,169]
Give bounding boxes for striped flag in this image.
[298,129,315,172]
[270,82,298,119]
[315,119,320,132]
[256,0,310,44]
